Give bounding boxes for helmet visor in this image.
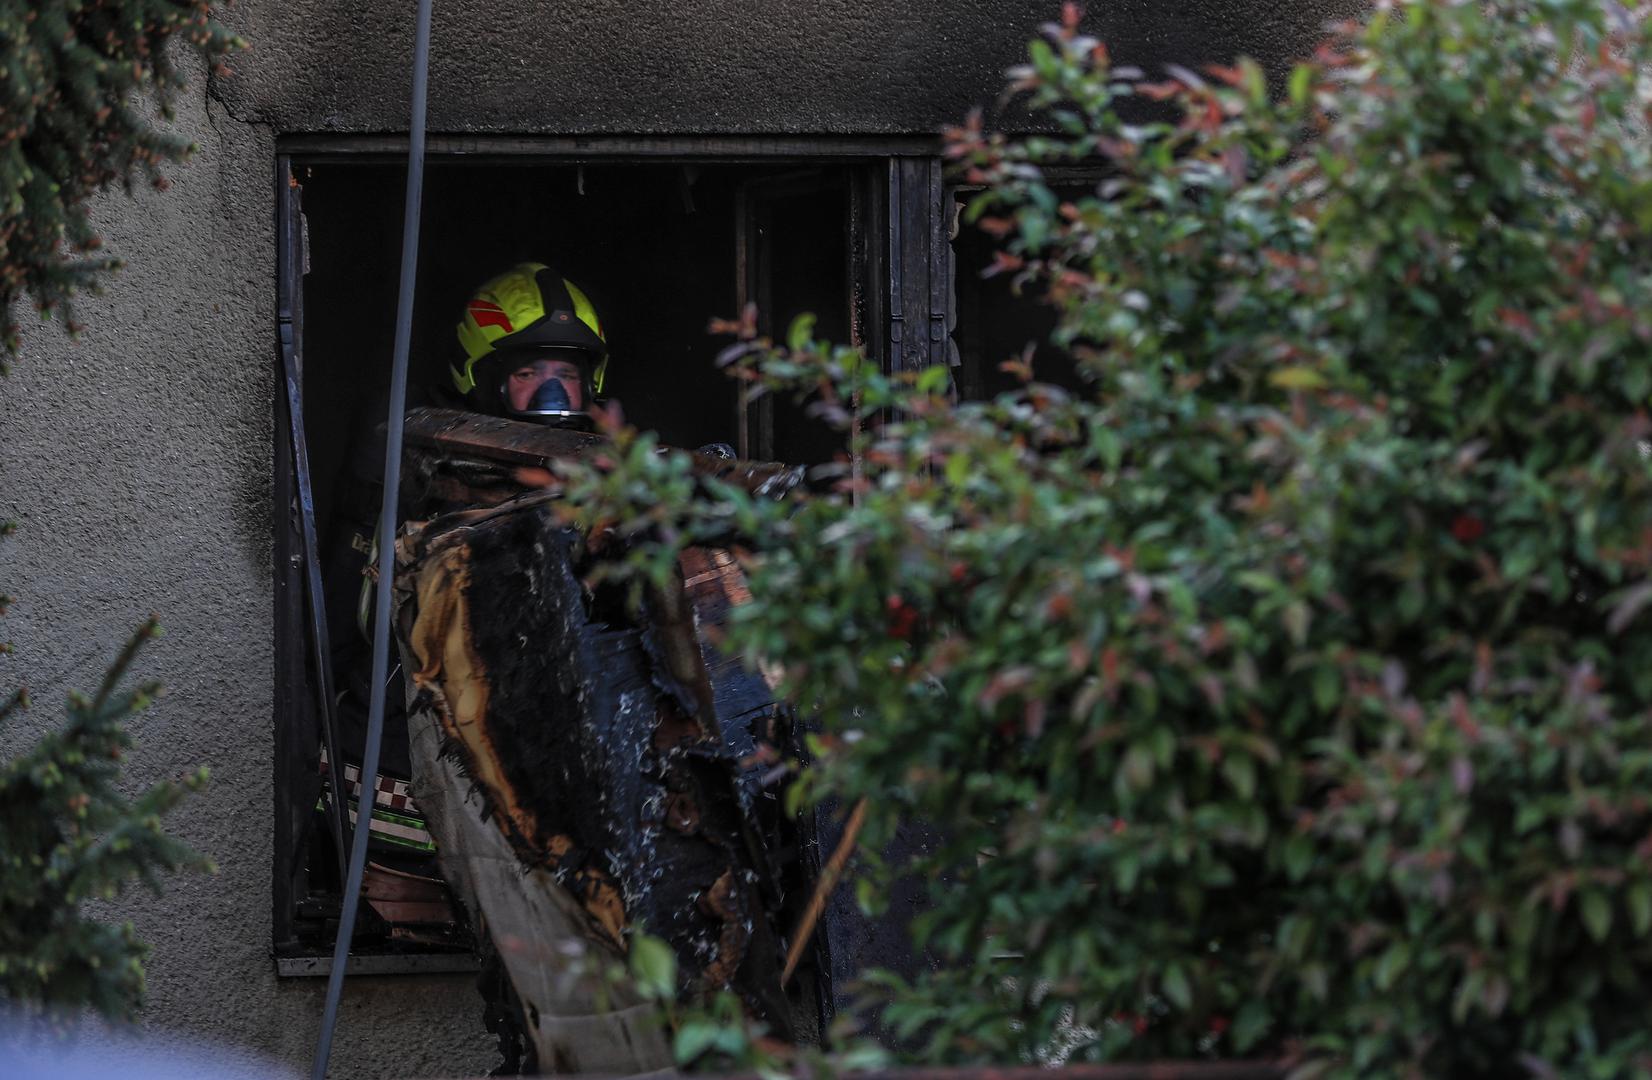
[496,349,594,423]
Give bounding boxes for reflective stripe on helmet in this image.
[452,263,608,397]
[453,262,550,393]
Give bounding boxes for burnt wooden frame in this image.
[273,156,306,958]
[888,157,954,375]
[272,136,956,977]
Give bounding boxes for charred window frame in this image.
[272,137,955,978]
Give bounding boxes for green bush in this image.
[560,2,1652,1075]
[0,614,211,1021]
[0,0,233,1020]
[0,0,243,357]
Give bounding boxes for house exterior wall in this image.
[0,2,1357,1076]
[216,0,1360,135]
[0,67,500,1080]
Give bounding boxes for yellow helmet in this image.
[451,263,609,419]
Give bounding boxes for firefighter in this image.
[313,263,615,937]
[404,263,680,1073]
[449,261,612,430]
[357,262,785,1071]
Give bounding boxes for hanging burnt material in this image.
[401,406,803,513]
[391,411,797,1058]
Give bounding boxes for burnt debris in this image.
[394,410,798,1042]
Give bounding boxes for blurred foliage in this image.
[0,0,227,1023]
[0,612,211,1021]
[608,930,889,1076]
[557,1,1652,1076]
[0,0,244,358]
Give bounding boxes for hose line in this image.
[309,0,433,1075]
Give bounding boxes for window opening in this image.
[950,180,1105,400]
[275,155,880,974]
[735,170,851,464]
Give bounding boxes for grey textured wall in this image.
[0,58,496,1080]
[214,0,1363,135]
[0,1,1356,1076]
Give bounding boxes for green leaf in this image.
[1514,804,1546,834]
[1452,968,1487,1023]
[1629,882,1652,936]
[1398,580,1426,622]
[1122,744,1156,791]
[916,363,952,395]
[1232,999,1272,1053]
[628,933,678,1000]
[1374,942,1410,991]
[1278,915,1312,962]
[1150,723,1177,768]
[1028,37,1057,76]
[1161,962,1193,1011]
[786,312,817,352]
[1311,664,1339,713]
[1282,601,1310,646]
[1284,832,1314,882]
[1115,850,1142,893]
[856,875,880,915]
[1222,753,1257,800]
[835,1045,892,1071]
[1503,545,1539,581]
[1288,63,1312,107]
[712,1026,749,1056]
[673,1021,722,1064]
[1581,890,1613,943]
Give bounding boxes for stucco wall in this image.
[0,2,1358,1077]
[214,0,1363,135]
[0,58,495,1080]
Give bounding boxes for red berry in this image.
[1451,514,1486,542]
[885,595,918,640]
